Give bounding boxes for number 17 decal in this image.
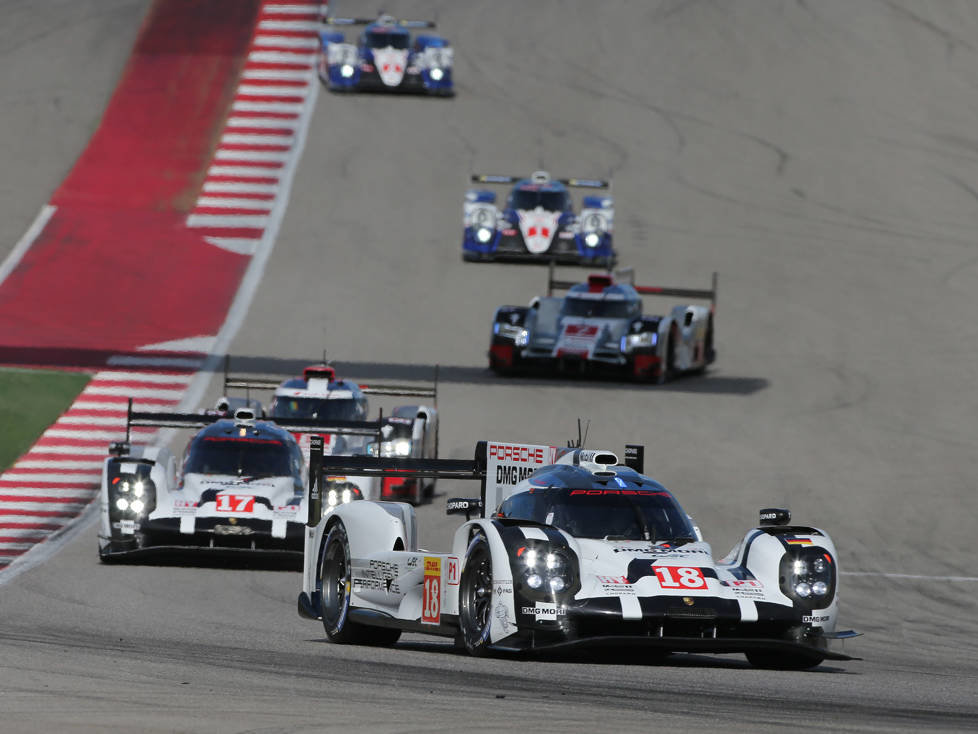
[654,566,706,589]
[215,494,255,513]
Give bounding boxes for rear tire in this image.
[458,533,494,656]
[319,523,400,646]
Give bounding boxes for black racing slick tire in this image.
[458,532,494,656]
[745,650,824,670]
[318,523,401,646]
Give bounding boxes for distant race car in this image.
[97,404,378,561]
[318,13,453,95]
[223,363,439,504]
[296,441,859,668]
[463,171,615,265]
[490,264,717,383]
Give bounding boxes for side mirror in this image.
[759,507,791,527]
[447,497,483,521]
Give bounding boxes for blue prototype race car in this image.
[318,13,453,96]
[463,171,616,266]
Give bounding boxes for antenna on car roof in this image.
[567,418,590,448]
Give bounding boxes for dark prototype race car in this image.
[318,13,453,96]
[463,171,616,265]
[296,440,860,668]
[490,264,717,383]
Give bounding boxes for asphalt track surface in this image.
[2,1,978,732]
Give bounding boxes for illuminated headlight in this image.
[327,489,339,507]
[494,322,528,346]
[621,331,657,353]
[584,232,600,248]
[780,548,835,607]
[518,545,575,597]
[341,489,352,504]
[392,439,411,457]
[130,499,145,514]
[133,481,144,498]
[116,498,129,511]
[476,226,493,243]
[429,67,444,81]
[340,63,354,78]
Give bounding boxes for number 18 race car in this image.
[296,440,859,668]
[463,171,616,265]
[97,403,383,561]
[490,264,717,383]
[318,13,454,96]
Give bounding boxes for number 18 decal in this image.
[422,556,442,624]
[654,566,706,589]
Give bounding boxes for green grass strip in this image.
[0,367,91,472]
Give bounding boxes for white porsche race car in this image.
[296,441,859,668]
[97,404,383,561]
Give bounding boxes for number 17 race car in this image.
[296,440,860,668]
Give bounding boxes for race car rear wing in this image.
[121,399,384,443]
[547,261,718,306]
[306,439,649,526]
[222,358,438,404]
[306,437,488,526]
[471,174,610,189]
[324,15,436,28]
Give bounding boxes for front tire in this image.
[458,532,494,656]
[319,523,402,646]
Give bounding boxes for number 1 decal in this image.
[654,566,706,589]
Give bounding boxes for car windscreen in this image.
[560,297,639,320]
[184,437,293,477]
[366,31,409,50]
[510,189,569,212]
[270,396,363,421]
[498,487,695,542]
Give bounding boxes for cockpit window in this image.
[184,437,294,478]
[497,486,695,542]
[366,31,409,50]
[510,189,570,212]
[561,297,640,320]
[270,396,365,421]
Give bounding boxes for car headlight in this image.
[620,331,657,353]
[516,544,576,599]
[780,548,836,608]
[494,322,528,346]
[429,67,444,81]
[392,439,412,457]
[340,63,354,78]
[475,226,493,243]
[584,232,601,248]
[109,472,156,518]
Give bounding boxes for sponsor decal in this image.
[496,465,537,485]
[406,556,420,568]
[596,575,635,597]
[447,557,460,586]
[172,499,197,515]
[803,614,830,624]
[493,581,514,596]
[118,519,136,535]
[215,494,255,513]
[488,444,549,465]
[494,602,512,633]
[724,578,765,600]
[612,545,710,555]
[558,231,575,239]
[653,566,707,589]
[273,504,300,518]
[521,603,566,620]
[785,537,813,546]
[422,557,442,624]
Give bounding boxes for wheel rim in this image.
[461,542,492,646]
[322,534,350,630]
